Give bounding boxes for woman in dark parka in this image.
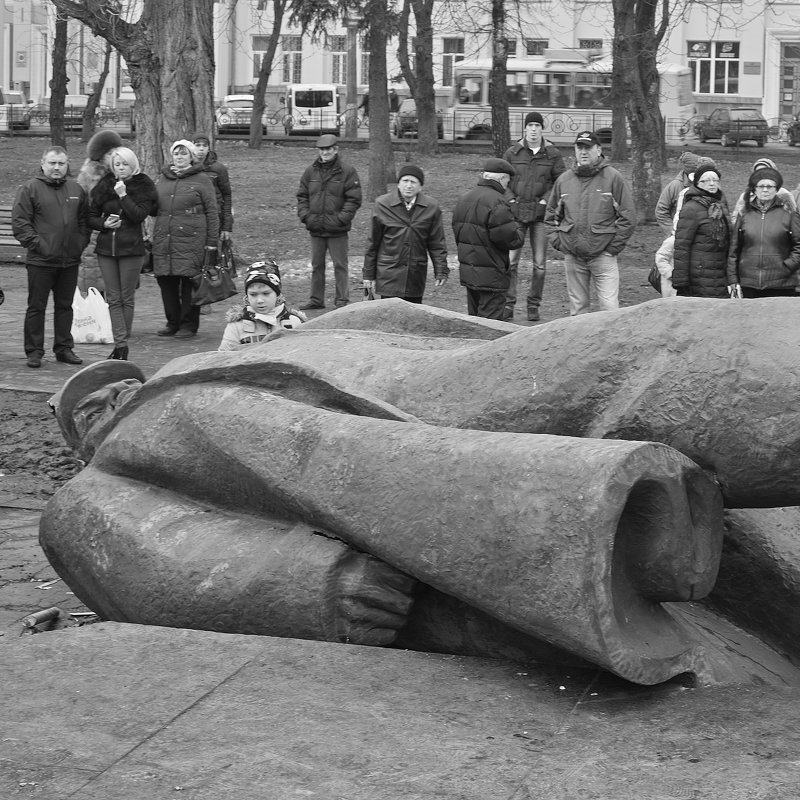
[673,164,732,298]
[151,139,220,338]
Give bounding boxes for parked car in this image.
[215,95,267,134]
[393,98,444,139]
[696,106,768,147]
[1,89,31,130]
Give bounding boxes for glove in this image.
[727,284,742,299]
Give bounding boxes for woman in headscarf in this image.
[727,166,800,298]
[672,162,733,298]
[151,139,220,338]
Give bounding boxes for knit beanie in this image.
[749,167,783,191]
[397,164,425,185]
[245,262,282,296]
[170,139,199,161]
[524,111,545,127]
[692,162,722,186]
[678,151,701,173]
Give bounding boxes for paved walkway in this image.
[2,264,800,799]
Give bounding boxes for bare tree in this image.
[81,43,113,139]
[489,0,510,155]
[249,0,287,149]
[397,0,438,154]
[50,0,217,176]
[611,0,669,222]
[49,10,69,148]
[365,0,395,197]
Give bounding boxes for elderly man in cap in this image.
[296,134,363,310]
[362,164,448,304]
[545,130,636,316]
[451,158,525,319]
[655,150,701,235]
[503,111,566,321]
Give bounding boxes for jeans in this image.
[24,264,79,357]
[564,252,619,316]
[309,234,350,307]
[98,254,143,346]
[506,220,547,314]
[156,275,201,333]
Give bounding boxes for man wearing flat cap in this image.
[362,164,448,303]
[297,134,362,310]
[451,158,525,319]
[503,111,566,321]
[545,130,636,316]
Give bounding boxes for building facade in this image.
[2,1,800,125]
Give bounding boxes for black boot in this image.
[107,348,119,360]
[116,345,129,361]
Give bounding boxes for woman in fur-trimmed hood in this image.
[218,262,306,351]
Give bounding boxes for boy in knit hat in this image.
[655,150,701,234]
[502,110,566,321]
[218,262,306,351]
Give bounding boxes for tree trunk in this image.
[49,13,68,149]
[249,0,286,149]
[366,0,395,199]
[409,0,437,154]
[490,0,510,156]
[50,0,217,177]
[612,0,667,224]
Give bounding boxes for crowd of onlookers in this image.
[8,113,800,368]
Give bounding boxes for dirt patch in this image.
[0,390,84,508]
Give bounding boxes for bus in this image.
[284,84,340,136]
[450,49,695,144]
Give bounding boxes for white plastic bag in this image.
[71,287,113,344]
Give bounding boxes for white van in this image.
[284,84,339,136]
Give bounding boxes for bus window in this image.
[294,89,336,109]
[506,72,529,106]
[549,74,571,107]
[457,78,483,104]
[575,73,611,108]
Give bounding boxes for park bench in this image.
[0,204,24,263]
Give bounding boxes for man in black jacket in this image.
[503,111,566,321]
[12,146,90,368]
[452,158,525,319]
[296,134,362,310]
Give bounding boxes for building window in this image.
[688,40,739,94]
[579,39,603,50]
[360,35,370,84]
[329,34,347,85]
[525,39,549,56]
[282,35,303,84]
[442,37,464,86]
[506,39,517,57]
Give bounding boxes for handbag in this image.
[648,265,662,294]
[191,250,238,306]
[71,287,114,343]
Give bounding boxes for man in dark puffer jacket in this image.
[296,134,362,310]
[452,158,525,319]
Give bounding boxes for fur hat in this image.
[86,130,124,164]
[397,164,424,185]
[244,262,282,296]
[524,111,545,127]
[749,167,783,191]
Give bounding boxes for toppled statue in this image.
[41,298,800,686]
